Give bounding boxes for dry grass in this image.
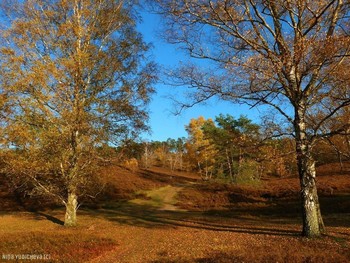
[0,163,349,262]
[0,212,116,263]
[0,208,349,263]
[97,165,166,201]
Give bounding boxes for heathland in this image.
[1,163,349,262]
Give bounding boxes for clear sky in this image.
[138,10,262,142]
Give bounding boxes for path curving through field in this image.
[129,185,185,211]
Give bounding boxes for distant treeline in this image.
[117,114,350,183]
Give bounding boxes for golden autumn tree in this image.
[185,116,218,180]
[150,0,350,237]
[0,0,156,226]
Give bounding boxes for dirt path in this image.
[157,185,184,211]
[1,185,349,262]
[85,168,350,263]
[129,185,184,211]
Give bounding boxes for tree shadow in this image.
[85,201,301,237]
[34,212,64,226]
[151,251,246,263]
[86,188,350,238]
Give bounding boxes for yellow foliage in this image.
[185,116,218,172]
[123,158,139,173]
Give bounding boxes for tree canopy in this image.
[0,0,157,226]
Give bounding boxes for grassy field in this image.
[0,164,350,262]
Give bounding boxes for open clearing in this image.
[0,164,350,262]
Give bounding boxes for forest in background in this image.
[119,114,350,183]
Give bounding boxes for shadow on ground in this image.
[34,212,65,225]
[26,191,349,238]
[79,200,302,237]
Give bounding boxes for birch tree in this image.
[150,0,350,237]
[0,0,156,226]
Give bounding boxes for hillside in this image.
[0,163,349,262]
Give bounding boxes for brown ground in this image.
[0,163,349,262]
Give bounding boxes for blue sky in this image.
[138,10,262,141]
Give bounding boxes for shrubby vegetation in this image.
[119,114,348,185]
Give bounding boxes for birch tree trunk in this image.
[64,189,78,227]
[295,106,323,237]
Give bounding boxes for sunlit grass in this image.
[131,185,181,208]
